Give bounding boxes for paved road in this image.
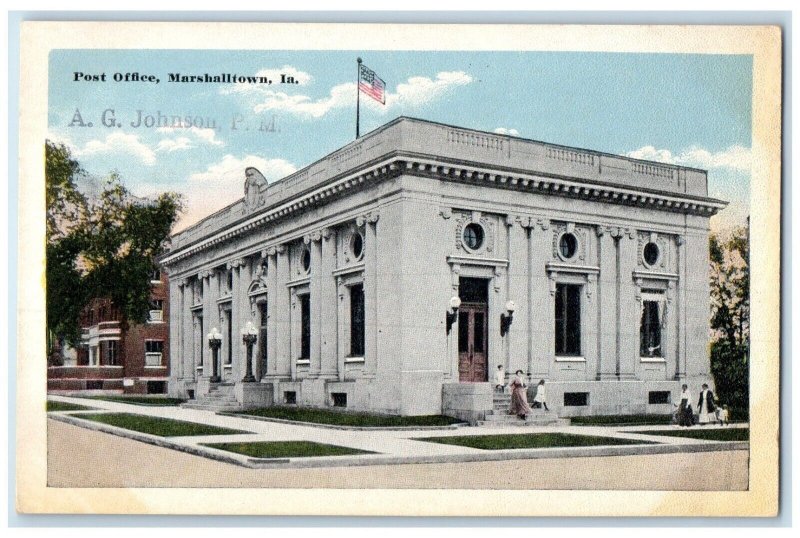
[47,419,749,490]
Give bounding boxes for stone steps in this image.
[180,383,242,412]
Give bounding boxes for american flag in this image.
[359,64,385,104]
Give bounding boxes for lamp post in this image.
[241,321,258,383]
[207,327,222,383]
[500,300,516,337]
[445,296,462,334]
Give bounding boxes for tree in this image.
[709,223,750,417]
[45,141,183,362]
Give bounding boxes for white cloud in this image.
[494,127,520,136]
[74,132,157,166]
[156,125,224,148]
[628,144,752,232]
[175,154,298,230]
[243,70,473,119]
[156,137,193,153]
[626,144,751,173]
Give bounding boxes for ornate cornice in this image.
[162,155,725,266]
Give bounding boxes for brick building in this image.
[47,269,170,394]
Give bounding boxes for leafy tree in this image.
[709,223,750,417]
[45,141,183,362]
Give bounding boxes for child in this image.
[716,405,730,426]
[493,364,505,392]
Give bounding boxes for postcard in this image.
[16,21,781,516]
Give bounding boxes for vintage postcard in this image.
[16,21,781,516]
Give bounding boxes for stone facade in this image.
[163,117,725,417]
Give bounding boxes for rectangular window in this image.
[226,311,233,364]
[349,284,365,356]
[196,313,204,366]
[106,340,118,365]
[331,393,347,408]
[648,391,671,405]
[259,302,268,376]
[564,392,589,407]
[458,311,469,353]
[640,296,663,358]
[300,294,311,360]
[150,268,161,282]
[149,299,164,322]
[555,284,581,356]
[145,340,164,366]
[147,381,166,394]
[284,391,297,405]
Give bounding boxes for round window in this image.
[643,242,660,266]
[301,248,311,273]
[463,223,485,251]
[559,233,578,260]
[351,232,364,260]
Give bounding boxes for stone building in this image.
[163,117,725,419]
[47,269,171,394]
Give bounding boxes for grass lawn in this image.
[47,401,95,412]
[203,441,376,459]
[633,428,749,442]
[570,414,674,427]
[77,413,251,437]
[235,406,464,427]
[414,432,657,450]
[86,396,186,406]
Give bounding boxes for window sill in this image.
[555,356,585,362]
[223,364,233,369]
[345,356,365,363]
[640,357,666,363]
[296,360,311,366]
[144,365,165,369]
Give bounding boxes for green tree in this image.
[45,141,183,363]
[709,223,750,417]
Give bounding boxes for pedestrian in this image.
[697,383,717,425]
[532,379,549,411]
[678,384,693,427]
[493,364,506,393]
[716,404,730,426]
[508,369,532,419]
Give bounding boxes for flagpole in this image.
[356,57,362,139]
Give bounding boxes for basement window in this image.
[563,392,589,407]
[331,393,348,408]
[648,391,671,405]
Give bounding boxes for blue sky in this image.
[48,50,752,231]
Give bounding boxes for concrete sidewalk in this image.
[47,395,749,469]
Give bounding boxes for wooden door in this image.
[458,304,488,382]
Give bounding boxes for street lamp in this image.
[445,296,461,335]
[500,300,516,337]
[207,327,222,383]
[241,321,258,383]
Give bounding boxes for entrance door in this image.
[458,304,488,382]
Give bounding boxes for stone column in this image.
[506,215,528,375]
[363,214,379,378]
[320,228,338,379]
[529,218,551,377]
[617,228,638,379]
[306,232,323,377]
[228,259,242,380]
[274,245,291,379]
[201,270,215,378]
[596,227,618,380]
[675,235,686,380]
[265,248,279,379]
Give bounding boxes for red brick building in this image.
[47,269,170,394]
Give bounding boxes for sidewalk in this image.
[47,395,749,469]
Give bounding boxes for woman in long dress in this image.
[697,383,717,425]
[508,370,532,419]
[678,384,693,427]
